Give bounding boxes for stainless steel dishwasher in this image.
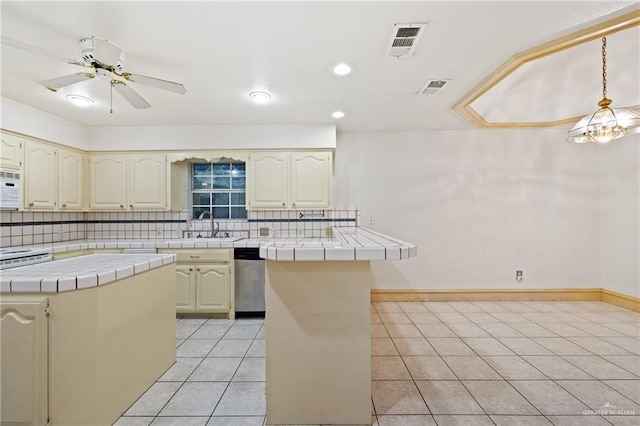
[234,248,265,318]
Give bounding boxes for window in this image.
[191,162,247,219]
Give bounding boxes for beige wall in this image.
[599,136,640,297]
[333,128,604,291]
[0,98,88,150]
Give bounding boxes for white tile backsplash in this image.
[0,209,359,247]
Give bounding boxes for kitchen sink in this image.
[180,236,245,243]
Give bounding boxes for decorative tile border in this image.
[0,209,360,247]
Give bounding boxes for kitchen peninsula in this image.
[0,253,177,426]
[260,227,416,425]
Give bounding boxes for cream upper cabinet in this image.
[128,154,168,210]
[289,152,332,209]
[89,153,168,210]
[89,155,128,210]
[247,152,288,209]
[24,140,86,211]
[24,141,58,209]
[0,132,24,170]
[0,296,49,425]
[58,147,84,210]
[247,151,332,210]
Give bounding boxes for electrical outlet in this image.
[369,216,375,225]
[325,227,333,237]
[259,227,269,237]
[516,270,523,282]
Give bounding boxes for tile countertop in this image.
[6,227,417,262]
[1,253,176,294]
[259,227,417,261]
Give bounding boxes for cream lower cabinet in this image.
[160,249,234,318]
[0,296,49,425]
[175,264,196,311]
[196,264,231,312]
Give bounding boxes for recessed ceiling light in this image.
[65,94,94,107]
[332,111,345,119]
[249,91,272,104]
[332,63,352,76]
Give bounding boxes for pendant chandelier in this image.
[566,37,640,144]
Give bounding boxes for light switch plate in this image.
[260,227,269,236]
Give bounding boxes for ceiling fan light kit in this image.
[36,36,186,112]
[249,91,272,104]
[566,37,640,144]
[65,94,93,107]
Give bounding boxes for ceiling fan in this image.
[2,36,186,111]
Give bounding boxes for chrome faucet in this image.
[197,211,220,238]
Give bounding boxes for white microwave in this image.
[0,169,22,210]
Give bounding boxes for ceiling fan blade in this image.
[112,81,151,109]
[39,73,94,91]
[122,73,187,94]
[92,36,123,66]
[2,36,72,63]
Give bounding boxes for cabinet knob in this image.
[292,203,296,207]
[29,202,34,207]
[120,204,124,208]
[196,268,201,272]
[189,268,193,272]
[282,202,285,207]
[190,255,200,259]
[129,204,133,208]
[62,203,67,208]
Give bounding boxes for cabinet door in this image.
[128,154,168,210]
[175,264,196,313]
[0,296,48,425]
[24,141,57,209]
[58,148,84,210]
[290,152,332,209]
[195,264,230,313]
[89,155,127,210]
[0,132,23,170]
[247,152,288,209]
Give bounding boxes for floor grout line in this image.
[116,304,638,425]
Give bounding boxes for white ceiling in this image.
[1,1,638,131]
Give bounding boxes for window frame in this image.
[190,161,247,220]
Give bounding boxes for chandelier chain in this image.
[602,36,607,99]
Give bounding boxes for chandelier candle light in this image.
[566,37,640,144]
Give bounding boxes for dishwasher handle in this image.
[234,248,262,260]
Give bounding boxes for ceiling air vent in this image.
[387,23,427,58]
[418,79,450,95]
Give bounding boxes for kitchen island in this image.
[0,253,176,426]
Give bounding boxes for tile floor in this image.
[114,301,640,426]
